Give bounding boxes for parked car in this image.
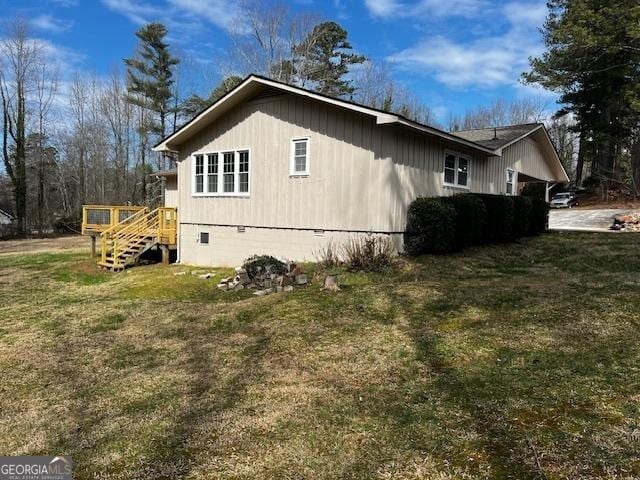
[550,192,579,208]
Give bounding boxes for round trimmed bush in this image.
[442,193,488,249]
[476,194,515,243]
[512,195,533,238]
[405,197,456,255]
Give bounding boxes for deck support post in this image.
[160,245,170,265]
[90,235,97,257]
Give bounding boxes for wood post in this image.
[160,245,170,265]
[90,235,97,257]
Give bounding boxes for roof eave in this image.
[391,118,499,156]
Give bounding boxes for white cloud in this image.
[102,0,239,32]
[503,1,547,27]
[167,0,239,31]
[364,0,487,19]
[387,1,547,90]
[31,14,74,34]
[364,0,402,17]
[101,0,162,25]
[50,0,79,6]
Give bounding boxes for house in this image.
[0,209,13,226]
[147,74,568,267]
[0,208,14,236]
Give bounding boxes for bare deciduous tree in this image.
[0,18,42,233]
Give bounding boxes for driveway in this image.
[548,209,629,232]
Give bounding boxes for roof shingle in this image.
[450,123,542,150]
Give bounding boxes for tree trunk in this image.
[575,127,585,187]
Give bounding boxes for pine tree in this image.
[294,22,365,97]
[524,0,640,188]
[124,23,179,139]
[180,76,243,119]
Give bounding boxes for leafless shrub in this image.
[342,234,394,272]
[314,239,341,268]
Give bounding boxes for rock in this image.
[235,267,247,274]
[290,265,302,277]
[277,275,291,287]
[283,285,294,292]
[253,288,274,296]
[275,286,283,293]
[173,271,187,276]
[234,283,245,290]
[295,274,308,285]
[198,273,213,280]
[322,274,340,292]
[217,282,228,290]
[238,272,251,284]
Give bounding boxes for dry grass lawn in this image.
[0,233,639,479]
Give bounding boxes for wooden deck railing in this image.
[99,207,178,266]
[81,205,147,235]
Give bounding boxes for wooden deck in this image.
[82,205,177,271]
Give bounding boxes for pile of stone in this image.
[217,261,308,295]
[611,212,640,232]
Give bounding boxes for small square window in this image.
[199,232,209,244]
[443,152,470,188]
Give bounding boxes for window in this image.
[207,154,218,193]
[291,138,309,176]
[238,150,249,193]
[443,152,470,188]
[506,169,518,195]
[194,149,250,196]
[195,154,204,193]
[199,232,209,244]
[223,152,235,193]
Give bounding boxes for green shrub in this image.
[442,194,488,249]
[405,197,456,255]
[512,195,533,238]
[242,255,286,280]
[342,234,394,272]
[528,197,550,235]
[476,194,515,243]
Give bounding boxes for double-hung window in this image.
[194,154,204,193]
[290,138,309,176]
[238,150,249,193]
[506,169,518,195]
[193,149,250,196]
[207,154,218,193]
[223,152,235,193]
[443,152,470,188]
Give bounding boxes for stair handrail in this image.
[104,208,162,265]
[99,207,149,239]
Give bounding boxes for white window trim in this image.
[506,168,518,195]
[191,148,251,197]
[290,137,310,177]
[443,150,471,190]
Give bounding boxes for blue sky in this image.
[3,0,557,124]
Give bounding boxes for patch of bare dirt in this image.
[0,235,88,255]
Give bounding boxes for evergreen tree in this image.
[124,23,179,139]
[294,21,365,97]
[524,0,640,188]
[180,75,244,118]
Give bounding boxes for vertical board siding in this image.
[176,93,555,237]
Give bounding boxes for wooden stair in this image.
[97,207,177,272]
